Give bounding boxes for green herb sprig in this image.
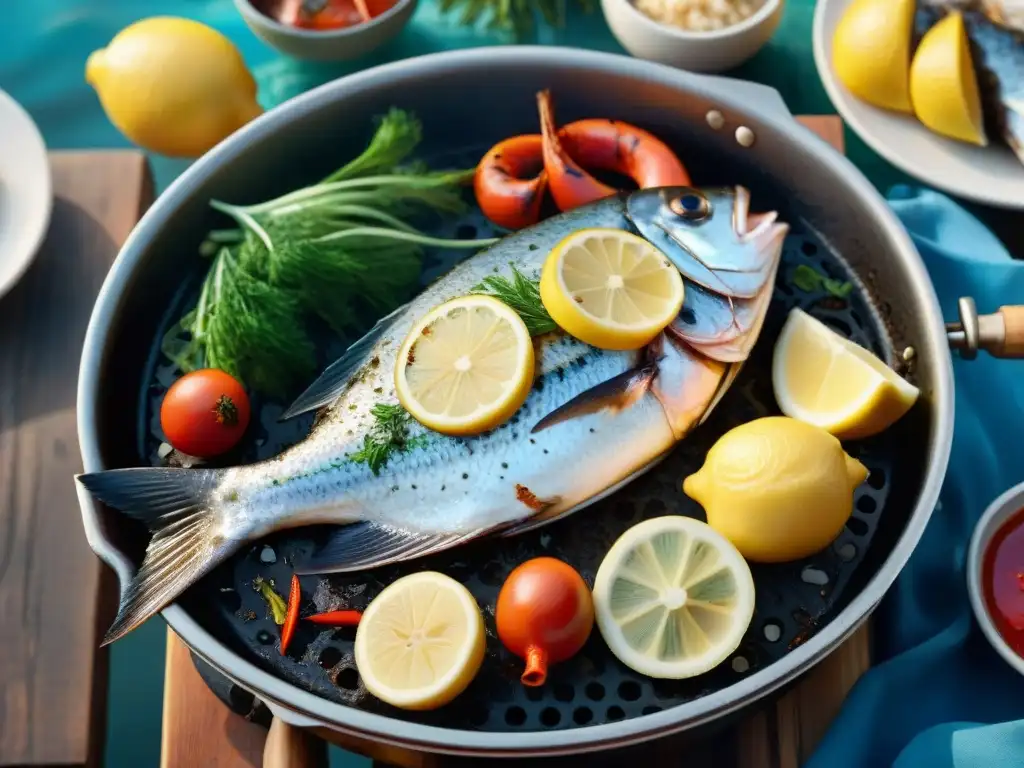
[472,265,557,336]
[437,0,595,39]
[791,264,853,299]
[350,403,424,475]
[162,109,501,398]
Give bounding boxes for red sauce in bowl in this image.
[982,506,1024,657]
[254,0,398,30]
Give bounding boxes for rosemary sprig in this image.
[472,265,558,336]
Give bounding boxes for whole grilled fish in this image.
[918,0,1024,164]
[78,185,788,644]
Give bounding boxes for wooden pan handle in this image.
[263,717,328,768]
[947,298,1024,359]
[994,306,1024,357]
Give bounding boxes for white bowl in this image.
[967,480,1024,677]
[0,88,52,303]
[813,0,1024,209]
[601,0,784,74]
[235,0,418,62]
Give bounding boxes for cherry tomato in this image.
[496,557,594,687]
[160,369,251,458]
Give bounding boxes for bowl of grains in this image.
[601,0,783,73]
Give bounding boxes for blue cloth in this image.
[806,187,1024,768]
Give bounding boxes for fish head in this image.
[625,185,789,298]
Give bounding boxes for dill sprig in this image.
[164,109,501,398]
[472,265,558,336]
[350,403,423,474]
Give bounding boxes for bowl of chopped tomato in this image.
[235,0,418,61]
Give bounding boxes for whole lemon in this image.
[85,17,263,158]
[683,417,869,563]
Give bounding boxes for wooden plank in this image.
[161,631,270,768]
[0,150,153,767]
[159,116,866,768]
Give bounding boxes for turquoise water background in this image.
[0,1,916,766]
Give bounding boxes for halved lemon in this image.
[772,308,920,440]
[539,228,685,351]
[395,294,535,436]
[354,571,486,711]
[592,516,755,679]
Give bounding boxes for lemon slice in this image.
[909,11,988,146]
[592,516,755,679]
[354,572,486,711]
[772,308,920,440]
[539,228,685,351]
[395,295,535,436]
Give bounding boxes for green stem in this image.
[208,228,244,243]
[210,200,275,254]
[218,173,473,217]
[315,227,499,249]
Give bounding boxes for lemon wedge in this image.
[772,308,919,440]
[395,295,535,436]
[354,572,486,711]
[683,417,869,563]
[832,0,916,113]
[910,11,989,146]
[592,516,755,679]
[539,228,684,351]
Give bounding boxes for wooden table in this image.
[159,115,870,768]
[0,151,153,768]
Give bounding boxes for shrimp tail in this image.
[537,89,616,212]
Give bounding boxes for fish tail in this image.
[76,467,226,646]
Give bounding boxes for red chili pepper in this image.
[305,609,363,626]
[280,574,301,655]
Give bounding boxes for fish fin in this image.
[531,362,657,434]
[281,302,408,421]
[76,467,225,645]
[293,523,487,574]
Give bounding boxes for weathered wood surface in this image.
[0,151,153,767]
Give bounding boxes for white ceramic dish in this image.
[601,0,784,74]
[0,88,52,302]
[967,480,1024,677]
[813,0,1024,209]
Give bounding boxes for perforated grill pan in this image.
[77,48,959,759]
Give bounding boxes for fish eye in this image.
[668,192,710,221]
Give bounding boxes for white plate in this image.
[0,88,52,301]
[813,0,1024,209]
